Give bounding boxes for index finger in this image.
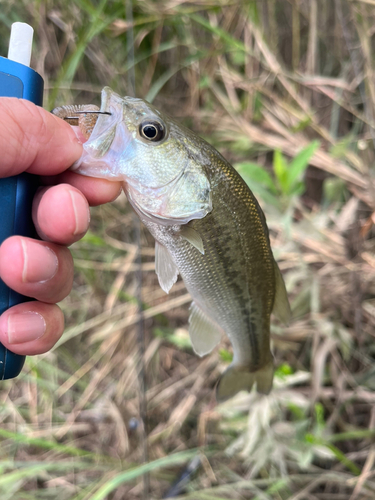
[0,98,83,178]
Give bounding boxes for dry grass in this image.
[1,1,375,499]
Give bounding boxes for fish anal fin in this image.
[155,241,179,294]
[180,225,204,254]
[188,302,222,356]
[216,361,274,401]
[273,260,292,325]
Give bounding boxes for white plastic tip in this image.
[8,22,34,67]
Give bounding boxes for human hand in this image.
[0,98,122,355]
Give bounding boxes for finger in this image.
[42,170,122,206]
[33,184,90,245]
[0,237,73,304]
[0,302,64,355]
[0,98,82,178]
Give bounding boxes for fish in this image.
[52,87,291,401]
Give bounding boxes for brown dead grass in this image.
[1,1,375,499]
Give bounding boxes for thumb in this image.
[0,98,83,178]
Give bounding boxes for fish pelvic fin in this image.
[216,360,274,402]
[155,241,179,294]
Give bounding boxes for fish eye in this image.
[139,120,165,142]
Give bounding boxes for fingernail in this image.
[21,240,58,283]
[69,190,90,235]
[6,312,46,344]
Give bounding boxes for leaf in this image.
[287,140,320,192]
[240,177,281,208]
[273,150,289,194]
[290,180,305,197]
[219,348,233,363]
[236,162,278,193]
[275,363,294,378]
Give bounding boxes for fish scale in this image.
[52,87,291,400]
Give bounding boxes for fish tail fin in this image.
[216,361,274,402]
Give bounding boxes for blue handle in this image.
[0,56,44,379]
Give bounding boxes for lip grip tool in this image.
[0,23,44,379]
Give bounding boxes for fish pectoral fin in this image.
[272,260,292,325]
[216,361,274,401]
[155,241,179,294]
[188,302,222,356]
[179,225,204,254]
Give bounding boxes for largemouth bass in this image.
[53,87,291,400]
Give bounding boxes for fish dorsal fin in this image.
[188,302,222,356]
[272,260,292,325]
[155,242,179,294]
[180,225,204,254]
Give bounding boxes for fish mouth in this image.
[76,86,123,146]
[52,87,116,143]
[64,87,132,180]
[87,86,118,137]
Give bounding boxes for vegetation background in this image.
[1,0,375,498]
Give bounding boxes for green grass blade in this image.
[48,1,120,108]
[145,51,206,102]
[0,428,98,459]
[188,13,249,54]
[90,450,198,499]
